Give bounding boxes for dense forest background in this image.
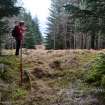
[0,0,105,52]
[46,0,105,49]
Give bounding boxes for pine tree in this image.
[0,0,20,55]
[19,12,42,49]
[33,17,42,45]
[64,0,105,49]
[47,0,105,49]
[46,0,66,49]
[22,13,36,48]
[0,0,20,18]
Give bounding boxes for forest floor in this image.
[0,49,105,105]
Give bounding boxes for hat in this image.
[19,21,25,26]
[20,21,24,23]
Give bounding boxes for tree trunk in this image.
[81,34,83,49]
[74,34,76,49]
[91,32,95,49]
[95,35,98,50]
[0,34,2,55]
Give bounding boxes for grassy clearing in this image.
[22,50,102,105]
[1,49,105,105]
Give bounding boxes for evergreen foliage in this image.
[46,0,105,49]
[85,53,105,87]
[46,0,65,49]
[64,0,105,49]
[19,12,42,48]
[0,0,20,18]
[33,17,42,45]
[0,0,20,54]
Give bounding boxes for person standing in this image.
[14,21,26,56]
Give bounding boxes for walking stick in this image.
[20,39,23,86]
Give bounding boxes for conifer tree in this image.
[19,12,42,48]
[0,0,20,54]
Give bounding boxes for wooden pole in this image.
[20,40,23,86]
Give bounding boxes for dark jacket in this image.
[15,25,23,40]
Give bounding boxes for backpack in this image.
[12,26,17,37]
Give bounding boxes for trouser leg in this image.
[15,39,21,55]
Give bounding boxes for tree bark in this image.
[91,32,95,49]
[0,34,2,55]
